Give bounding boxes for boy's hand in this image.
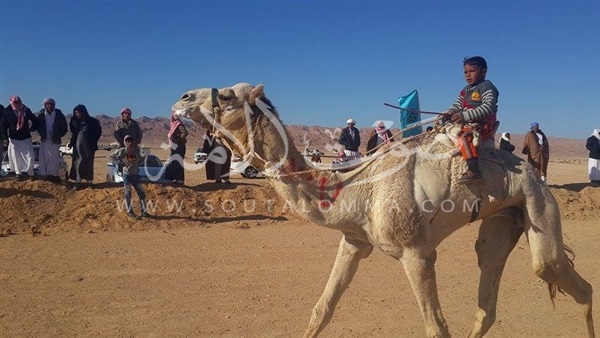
[451,112,464,124]
[436,111,450,122]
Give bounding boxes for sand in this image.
[0,148,598,337]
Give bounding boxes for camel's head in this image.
[172,83,285,167]
[172,83,270,130]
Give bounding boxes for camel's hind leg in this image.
[401,249,450,338]
[525,195,594,337]
[468,211,523,338]
[303,233,373,338]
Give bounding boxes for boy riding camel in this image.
[444,56,499,184]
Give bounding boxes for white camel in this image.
[172,83,594,337]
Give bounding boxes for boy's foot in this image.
[141,211,150,218]
[127,212,140,220]
[457,171,482,185]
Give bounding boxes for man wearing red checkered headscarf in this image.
[1,96,37,180]
[36,98,68,182]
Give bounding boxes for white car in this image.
[61,142,119,156]
[106,152,169,183]
[193,148,207,164]
[230,154,261,178]
[59,145,73,156]
[1,144,69,180]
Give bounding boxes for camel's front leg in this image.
[469,212,523,338]
[303,234,373,338]
[401,249,450,338]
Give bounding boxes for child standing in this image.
[445,56,499,184]
[111,135,149,219]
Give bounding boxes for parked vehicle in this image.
[106,152,169,183]
[230,154,261,178]
[1,144,69,180]
[59,145,73,156]
[60,142,118,156]
[194,148,208,164]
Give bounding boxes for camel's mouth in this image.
[173,108,192,120]
[172,105,210,127]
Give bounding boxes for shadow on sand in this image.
[548,182,597,192]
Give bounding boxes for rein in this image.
[267,130,431,179]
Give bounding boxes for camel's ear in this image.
[249,84,265,106]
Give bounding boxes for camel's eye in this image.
[180,93,193,101]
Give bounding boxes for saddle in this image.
[432,120,500,152]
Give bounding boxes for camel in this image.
[171,83,594,337]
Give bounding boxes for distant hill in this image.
[76,115,588,158]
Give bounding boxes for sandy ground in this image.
[1,148,599,337]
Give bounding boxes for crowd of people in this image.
[0,96,102,184]
[2,57,597,211]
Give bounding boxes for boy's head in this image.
[124,135,134,146]
[463,56,488,85]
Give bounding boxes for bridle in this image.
[206,87,269,170]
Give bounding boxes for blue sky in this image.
[1,1,598,139]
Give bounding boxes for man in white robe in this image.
[37,98,68,181]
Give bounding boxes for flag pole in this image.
[384,103,444,115]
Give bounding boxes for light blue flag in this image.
[398,89,422,137]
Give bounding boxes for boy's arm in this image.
[109,148,125,162]
[447,93,463,114]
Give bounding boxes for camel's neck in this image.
[252,115,307,174]
[252,116,368,228]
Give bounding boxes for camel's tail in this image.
[547,244,576,307]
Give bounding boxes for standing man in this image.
[499,132,515,153]
[114,107,143,147]
[69,104,102,189]
[1,96,37,180]
[338,118,361,159]
[522,122,550,183]
[0,104,5,164]
[586,129,600,186]
[36,98,68,182]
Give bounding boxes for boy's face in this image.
[464,64,487,85]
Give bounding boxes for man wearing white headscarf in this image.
[586,129,600,185]
[36,98,68,182]
[339,118,361,159]
[1,96,37,180]
[499,132,515,153]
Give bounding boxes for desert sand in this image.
[1,146,599,337]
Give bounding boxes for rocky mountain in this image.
[85,115,588,158]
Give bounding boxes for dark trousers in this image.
[124,174,146,213]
